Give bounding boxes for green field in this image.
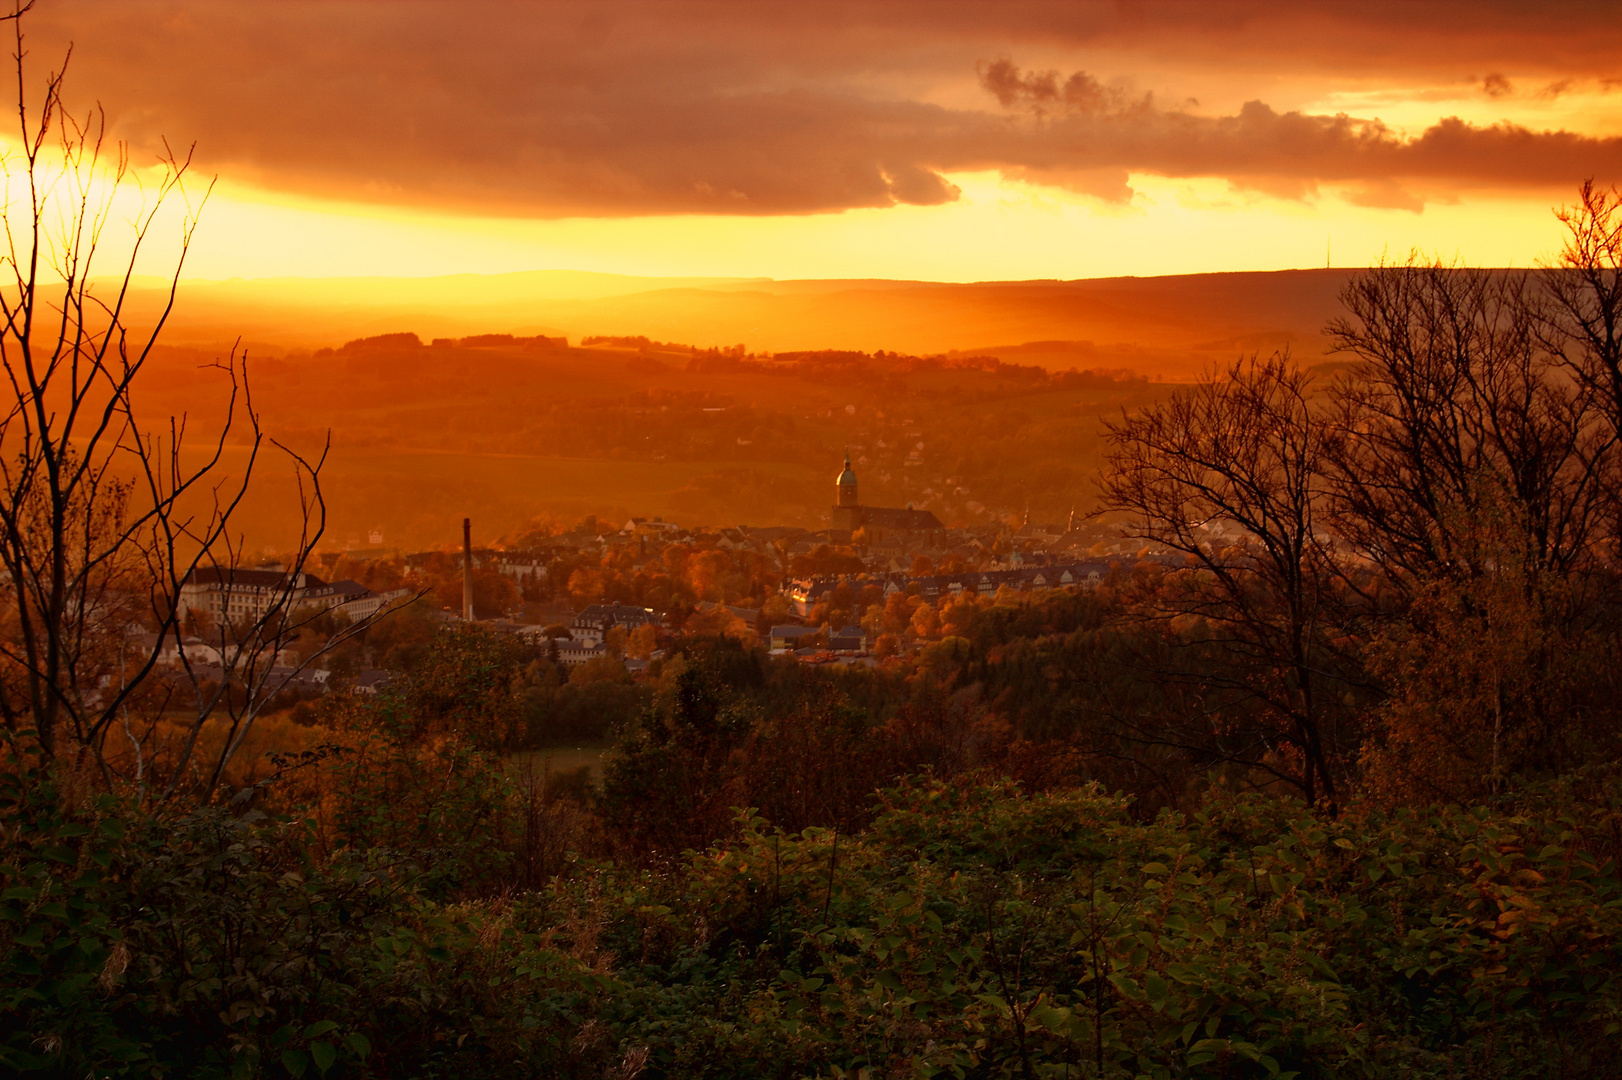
[175,444,821,552]
[507,745,609,782]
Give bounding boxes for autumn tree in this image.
[1324,257,1614,588]
[1541,180,1622,439]
[434,568,518,620]
[1101,354,1366,808]
[910,602,939,639]
[0,6,368,802]
[1358,493,1613,803]
[1325,253,1621,798]
[882,589,916,633]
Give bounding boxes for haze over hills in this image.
[131,268,1361,381]
[138,334,1164,552]
[112,267,1379,551]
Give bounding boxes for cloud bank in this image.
[32,0,1622,217]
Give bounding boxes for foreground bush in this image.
[581,777,1622,1078]
[5,744,1622,1077]
[0,739,613,1079]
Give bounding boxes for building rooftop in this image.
[183,567,326,590]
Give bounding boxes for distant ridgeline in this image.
[683,345,1143,387]
[309,333,1137,391]
[313,331,568,357]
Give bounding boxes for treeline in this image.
[683,344,1137,394]
[313,331,568,356]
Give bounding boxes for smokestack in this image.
[462,517,474,622]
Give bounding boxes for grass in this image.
[507,744,610,782]
[169,443,822,552]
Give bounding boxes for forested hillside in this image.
[132,335,1166,548]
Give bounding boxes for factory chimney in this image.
[462,517,474,622]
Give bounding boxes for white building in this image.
[178,568,407,623]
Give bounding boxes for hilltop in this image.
[130,267,1358,380]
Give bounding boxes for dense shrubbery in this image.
[9,729,1622,1077]
[619,776,1622,1078]
[11,590,1622,1076]
[10,624,1622,1077]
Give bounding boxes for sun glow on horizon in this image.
[138,171,1577,289]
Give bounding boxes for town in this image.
[158,452,1177,705]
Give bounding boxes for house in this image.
[134,631,217,666]
[569,603,661,645]
[695,602,760,627]
[178,567,401,623]
[352,669,394,695]
[300,578,371,614]
[828,625,866,652]
[787,578,836,616]
[557,639,609,666]
[769,625,823,651]
[166,662,324,697]
[621,517,683,536]
[150,623,303,670]
[334,586,411,620]
[492,554,548,583]
[178,567,316,621]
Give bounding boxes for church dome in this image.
[835,450,859,509]
[837,453,858,488]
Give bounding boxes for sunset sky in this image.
[35,0,1622,283]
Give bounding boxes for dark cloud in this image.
[975,79,1622,206]
[28,0,1622,218]
[977,59,1142,116]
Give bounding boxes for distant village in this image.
[161,454,1182,697]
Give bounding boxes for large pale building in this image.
[178,567,402,623]
[830,452,943,538]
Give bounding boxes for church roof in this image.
[858,505,944,531]
[837,450,857,487]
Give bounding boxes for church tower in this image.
[836,449,858,508]
[832,450,862,533]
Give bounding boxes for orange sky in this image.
[28,0,1622,284]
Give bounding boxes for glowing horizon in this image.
[156,170,1583,287]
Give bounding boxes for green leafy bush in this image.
[0,736,613,1078]
[7,714,1622,1078]
[575,778,1622,1078]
